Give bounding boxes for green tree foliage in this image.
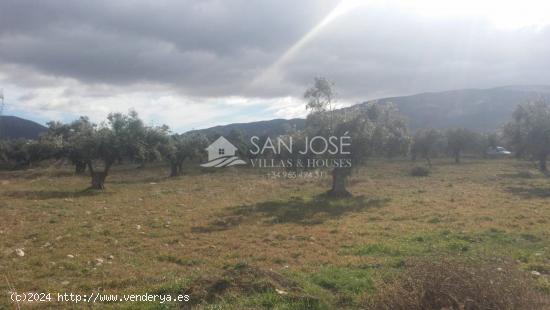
[304,77,336,131]
[445,128,478,164]
[302,78,410,196]
[325,103,410,196]
[411,129,444,166]
[161,133,208,177]
[504,99,550,171]
[304,77,335,113]
[135,124,170,167]
[369,104,411,158]
[0,140,6,163]
[2,139,32,168]
[46,111,169,187]
[0,136,58,169]
[25,137,59,167]
[46,117,95,174]
[53,111,163,189]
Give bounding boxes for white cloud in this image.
[0,71,309,131]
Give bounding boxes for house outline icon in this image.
[205,136,239,161]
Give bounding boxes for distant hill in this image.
[191,85,550,136]
[188,118,306,138]
[0,116,47,140]
[357,85,550,131]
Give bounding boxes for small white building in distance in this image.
[205,136,238,161]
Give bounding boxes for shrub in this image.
[410,166,430,177]
[363,257,549,310]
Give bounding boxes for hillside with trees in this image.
[189,85,550,137]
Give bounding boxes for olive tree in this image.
[373,104,411,159]
[46,117,95,174]
[25,137,58,167]
[135,125,170,167]
[445,128,477,164]
[326,104,409,196]
[411,128,443,167]
[162,133,208,177]
[504,99,550,171]
[304,77,336,131]
[69,111,147,189]
[2,139,31,168]
[301,101,409,197]
[301,77,410,196]
[0,137,58,169]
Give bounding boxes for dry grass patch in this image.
[181,262,320,309]
[1,159,550,308]
[364,257,549,310]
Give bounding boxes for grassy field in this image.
[1,158,550,309]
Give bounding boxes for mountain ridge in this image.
[191,85,550,136]
[357,85,550,131]
[0,115,47,140]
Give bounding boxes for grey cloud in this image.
[1,0,550,102]
[284,7,550,100]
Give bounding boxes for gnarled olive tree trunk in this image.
[91,171,107,189]
[75,160,87,174]
[88,160,112,190]
[169,159,185,177]
[328,167,352,197]
[170,162,180,177]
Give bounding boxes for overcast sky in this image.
[1,0,550,132]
